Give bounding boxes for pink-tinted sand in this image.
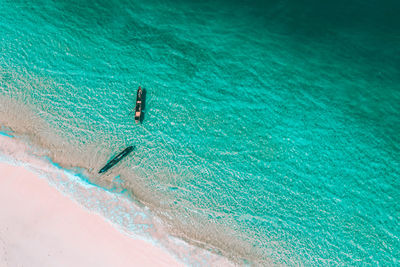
[0,162,183,267]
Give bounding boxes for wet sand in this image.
[0,161,183,267]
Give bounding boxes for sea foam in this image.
[0,132,233,266]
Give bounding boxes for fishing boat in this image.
[98,146,134,174]
[135,86,143,123]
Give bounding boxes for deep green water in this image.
[1,0,399,265]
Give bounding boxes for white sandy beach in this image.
[0,161,183,267]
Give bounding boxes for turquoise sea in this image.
[1,0,399,265]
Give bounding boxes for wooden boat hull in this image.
[135,86,144,123]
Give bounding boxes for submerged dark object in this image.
[134,86,146,123]
[98,146,134,174]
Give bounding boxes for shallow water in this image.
[1,0,400,265]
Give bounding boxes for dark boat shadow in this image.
[140,111,145,123]
[98,145,136,174]
[140,88,147,123]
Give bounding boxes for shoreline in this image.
[0,160,184,267]
[0,132,234,266]
[0,93,245,266]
